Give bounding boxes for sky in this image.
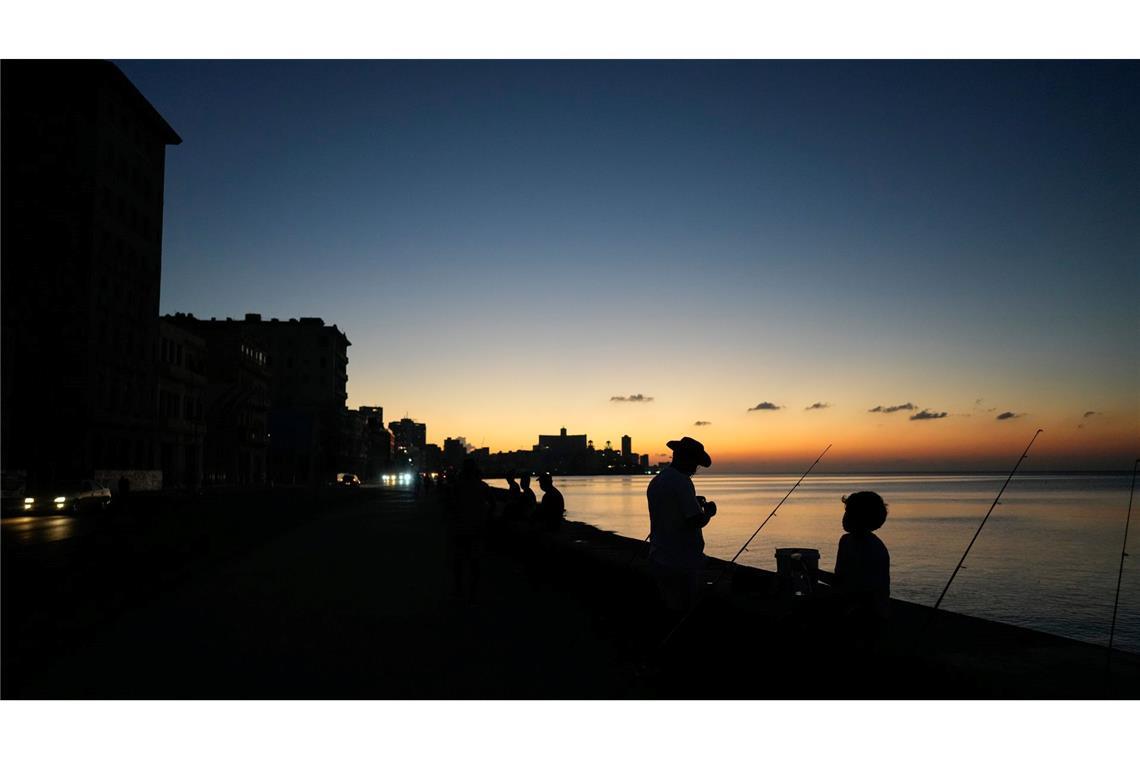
[117,60,1139,471]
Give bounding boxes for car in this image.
[335,473,362,487]
[18,479,112,515]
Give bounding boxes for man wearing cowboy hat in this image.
[646,436,717,613]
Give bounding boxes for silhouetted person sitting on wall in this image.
[519,474,538,518]
[535,473,565,531]
[446,458,495,603]
[503,473,525,519]
[820,491,891,647]
[646,437,717,616]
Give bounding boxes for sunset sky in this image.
[118,60,1138,471]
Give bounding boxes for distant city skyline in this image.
[118,60,1138,470]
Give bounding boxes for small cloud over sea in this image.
[869,403,915,413]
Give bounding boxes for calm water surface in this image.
[547,472,1139,654]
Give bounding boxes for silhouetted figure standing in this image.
[503,473,524,519]
[447,459,494,603]
[646,437,717,615]
[519,474,538,518]
[822,491,891,650]
[535,473,565,531]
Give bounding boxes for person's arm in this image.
[681,483,715,530]
[684,510,712,530]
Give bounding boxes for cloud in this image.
[910,409,948,421]
[804,402,831,411]
[693,420,712,426]
[996,411,1022,420]
[610,394,654,403]
[868,403,915,413]
[1083,411,1097,418]
[748,402,782,411]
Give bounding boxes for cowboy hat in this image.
[666,437,712,468]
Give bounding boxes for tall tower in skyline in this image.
[621,434,632,461]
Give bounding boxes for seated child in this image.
[829,491,891,627]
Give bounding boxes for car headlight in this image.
[54,496,66,504]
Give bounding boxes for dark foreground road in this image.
[3,487,636,698]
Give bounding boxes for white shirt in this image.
[647,465,705,570]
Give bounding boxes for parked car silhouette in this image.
[336,473,362,487]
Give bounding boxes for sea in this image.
[547,472,1139,654]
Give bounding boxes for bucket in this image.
[774,547,821,597]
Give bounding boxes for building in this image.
[389,417,428,470]
[1,61,180,487]
[422,443,443,474]
[164,316,270,485]
[156,320,207,488]
[389,417,427,451]
[357,406,392,481]
[534,427,590,473]
[219,314,350,484]
[621,434,632,461]
[536,427,589,454]
[443,436,470,468]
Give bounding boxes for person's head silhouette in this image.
[538,473,554,492]
[665,437,712,476]
[841,491,888,533]
[520,474,531,490]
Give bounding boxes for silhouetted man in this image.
[536,473,564,531]
[519,474,538,517]
[447,459,494,602]
[503,473,523,519]
[646,437,717,614]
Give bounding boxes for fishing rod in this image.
[625,533,651,568]
[1106,457,1139,682]
[716,444,832,582]
[657,443,832,650]
[930,428,1043,613]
